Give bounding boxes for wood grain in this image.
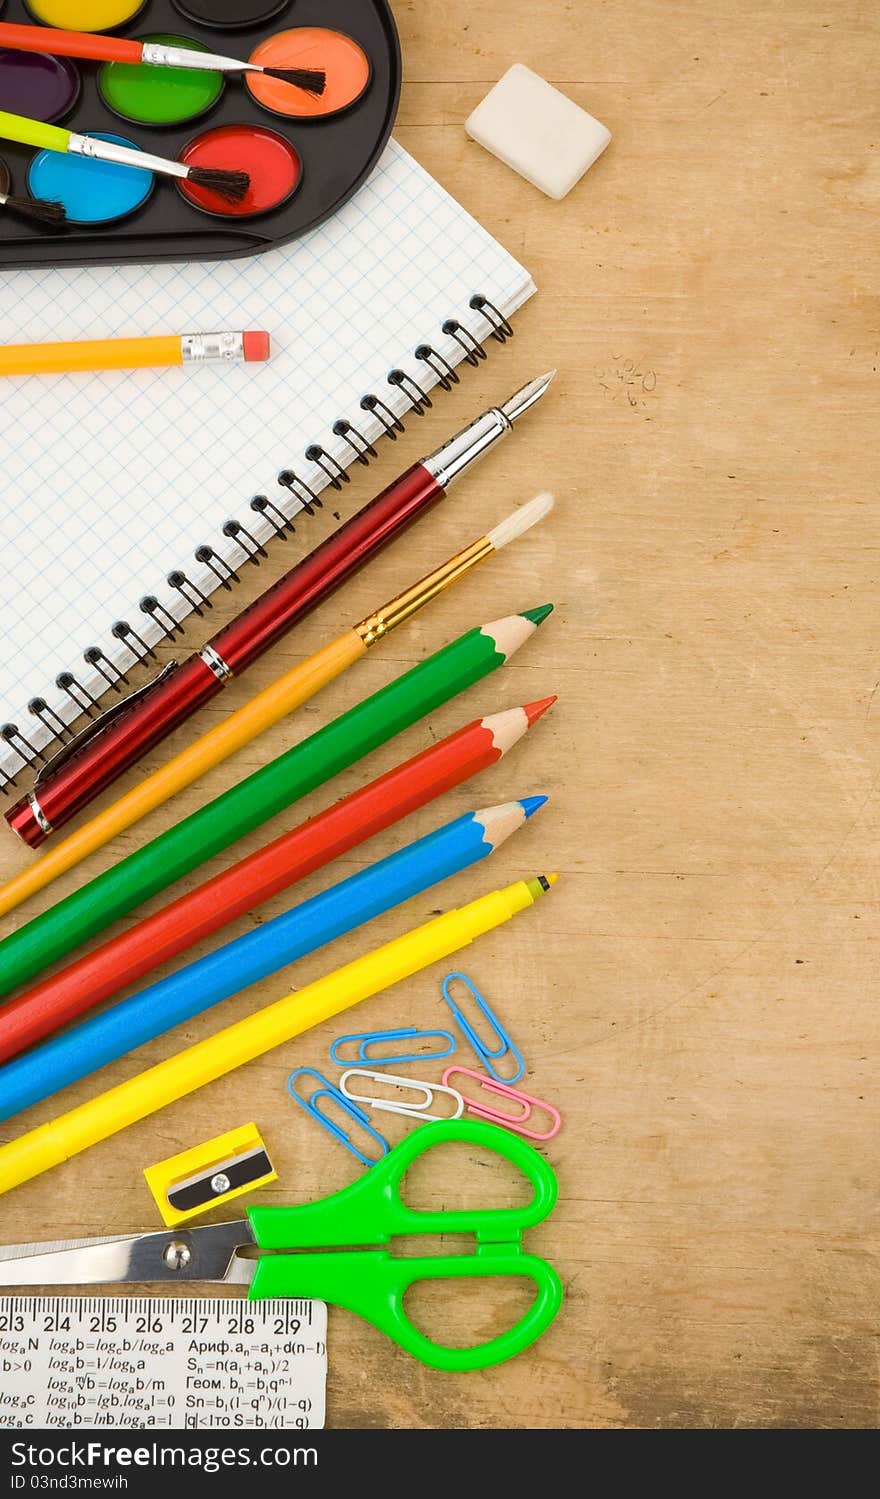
[1,0,878,1430]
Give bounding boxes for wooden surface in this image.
[1,0,878,1431]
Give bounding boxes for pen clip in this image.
[34,662,180,787]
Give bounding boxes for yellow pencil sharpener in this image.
[144,1124,277,1227]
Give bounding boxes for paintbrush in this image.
[0,23,326,95]
[0,187,65,226]
[0,109,250,204]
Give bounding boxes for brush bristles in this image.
[2,194,66,227]
[264,66,327,96]
[186,167,251,204]
[487,491,556,551]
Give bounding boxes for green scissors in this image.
[0,1120,562,1372]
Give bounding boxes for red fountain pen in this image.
[7,371,555,847]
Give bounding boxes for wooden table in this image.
[1,0,877,1430]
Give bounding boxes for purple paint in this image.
[0,50,81,124]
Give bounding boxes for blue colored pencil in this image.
[0,797,546,1121]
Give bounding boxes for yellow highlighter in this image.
[0,330,271,377]
[0,875,557,1199]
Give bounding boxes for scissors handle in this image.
[248,1247,563,1372]
[249,1118,557,1249]
[247,1121,561,1370]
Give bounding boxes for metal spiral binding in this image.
[141,596,184,638]
[388,367,432,413]
[306,445,350,491]
[0,295,509,793]
[84,645,128,691]
[29,698,70,741]
[112,620,157,665]
[416,344,459,391]
[55,673,99,718]
[223,519,268,567]
[250,494,294,538]
[167,570,212,616]
[196,545,239,590]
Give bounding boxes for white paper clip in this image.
[339,1068,465,1123]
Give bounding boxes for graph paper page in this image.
[0,140,535,776]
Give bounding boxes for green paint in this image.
[99,34,223,127]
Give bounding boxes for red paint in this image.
[0,706,544,1062]
[177,122,301,217]
[6,462,446,848]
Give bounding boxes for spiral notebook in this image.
[0,140,535,788]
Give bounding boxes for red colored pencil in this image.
[0,698,555,1064]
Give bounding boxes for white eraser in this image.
[465,64,611,200]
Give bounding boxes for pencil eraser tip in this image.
[243,331,271,362]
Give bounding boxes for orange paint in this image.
[247,27,371,120]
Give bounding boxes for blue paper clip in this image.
[286,1066,389,1167]
[441,973,525,1084]
[330,1026,457,1068]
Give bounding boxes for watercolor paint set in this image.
[0,0,401,268]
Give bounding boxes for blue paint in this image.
[27,132,153,225]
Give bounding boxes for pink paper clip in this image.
[441,1066,561,1141]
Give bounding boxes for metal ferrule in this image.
[183,333,246,365]
[199,644,234,682]
[422,409,512,490]
[25,793,52,839]
[68,131,188,182]
[355,538,493,648]
[141,43,246,75]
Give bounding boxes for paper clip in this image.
[286,1066,389,1167]
[339,1068,465,1123]
[441,972,525,1084]
[330,1026,457,1068]
[442,1067,561,1141]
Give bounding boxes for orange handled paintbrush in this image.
[0,22,326,93]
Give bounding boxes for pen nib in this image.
[499,370,556,425]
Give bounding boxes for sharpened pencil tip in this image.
[520,795,548,819]
[524,695,557,726]
[521,603,554,626]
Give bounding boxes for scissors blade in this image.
[0,1221,257,1289]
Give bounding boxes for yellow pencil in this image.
[0,874,557,1197]
[0,495,553,920]
[0,330,271,377]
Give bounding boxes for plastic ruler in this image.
[0,1297,327,1429]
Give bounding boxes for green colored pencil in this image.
[0,607,552,997]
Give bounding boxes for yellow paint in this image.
[25,1,145,34]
